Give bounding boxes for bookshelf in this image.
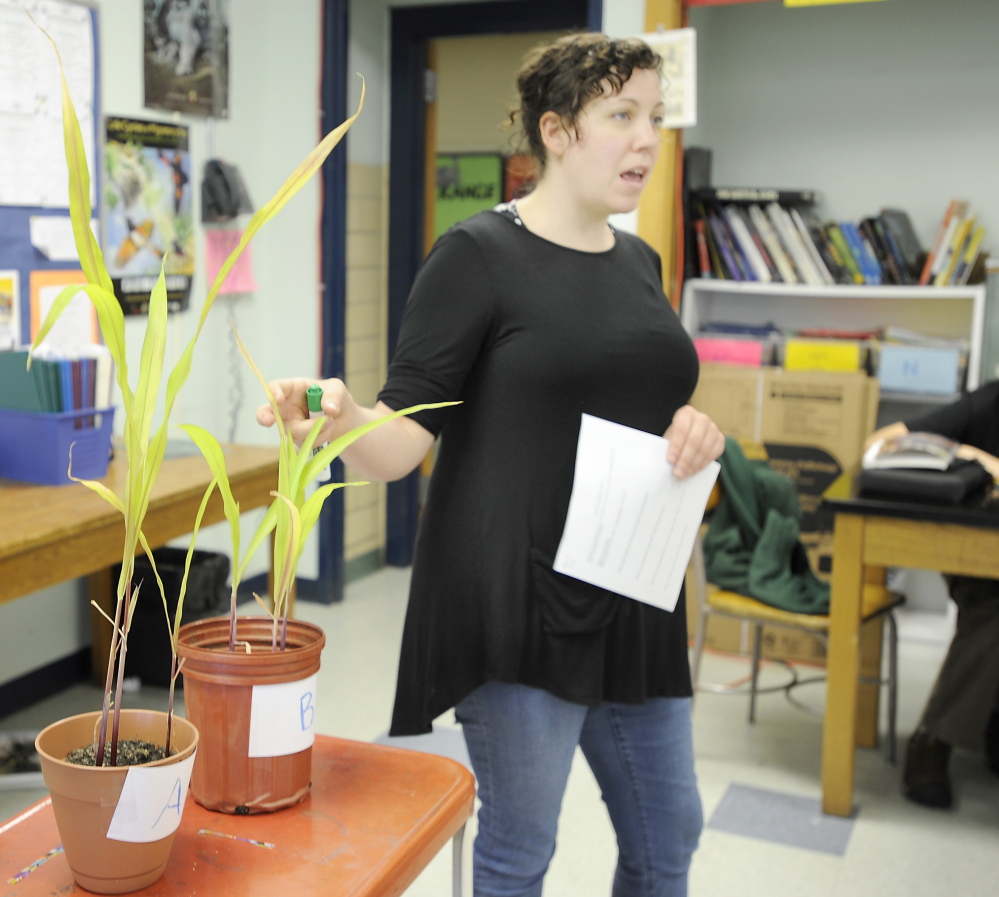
[679,280,987,400]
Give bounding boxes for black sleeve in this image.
[905,381,999,450]
[377,226,496,436]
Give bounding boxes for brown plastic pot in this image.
[176,616,326,814]
[34,709,199,895]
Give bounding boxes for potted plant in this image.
[26,18,364,892]
[173,331,452,813]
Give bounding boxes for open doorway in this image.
[385,0,599,565]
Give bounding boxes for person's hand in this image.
[663,405,725,480]
[255,377,357,447]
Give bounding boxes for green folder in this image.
[0,350,47,412]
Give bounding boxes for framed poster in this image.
[143,0,229,118]
[103,116,193,314]
[435,154,503,241]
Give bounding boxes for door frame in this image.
[385,0,601,566]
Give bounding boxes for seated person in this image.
[865,380,999,808]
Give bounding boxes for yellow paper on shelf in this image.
[784,339,862,373]
[785,0,888,6]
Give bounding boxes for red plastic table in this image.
[0,735,476,897]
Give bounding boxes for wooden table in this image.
[0,443,280,679]
[822,479,999,816]
[0,735,476,897]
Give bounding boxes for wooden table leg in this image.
[856,615,884,748]
[822,513,865,816]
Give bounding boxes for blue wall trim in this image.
[316,0,349,604]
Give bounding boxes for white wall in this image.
[685,0,999,249]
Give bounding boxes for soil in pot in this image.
[65,740,168,765]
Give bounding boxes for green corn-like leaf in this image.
[179,425,242,571]
[170,478,218,649]
[29,14,113,296]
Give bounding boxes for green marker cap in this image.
[306,384,324,414]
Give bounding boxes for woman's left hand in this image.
[663,405,725,480]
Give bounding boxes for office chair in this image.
[688,488,903,763]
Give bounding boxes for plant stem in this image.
[109,589,132,766]
[228,588,237,652]
[95,596,124,767]
[165,654,177,756]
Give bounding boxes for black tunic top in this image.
[907,380,999,455]
[379,209,701,735]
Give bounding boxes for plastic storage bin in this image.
[0,407,115,485]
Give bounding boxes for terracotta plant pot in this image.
[176,616,326,814]
[34,709,199,895]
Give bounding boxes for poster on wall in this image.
[435,154,503,241]
[0,270,19,349]
[103,116,194,314]
[641,28,697,130]
[143,0,229,118]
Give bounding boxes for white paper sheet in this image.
[554,414,719,612]
[106,751,196,843]
[248,673,318,758]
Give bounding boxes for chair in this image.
[688,488,903,763]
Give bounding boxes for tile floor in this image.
[2,566,998,896]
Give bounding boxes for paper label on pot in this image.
[106,751,197,843]
[248,673,319,757]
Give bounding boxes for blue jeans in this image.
[454,682,702,897]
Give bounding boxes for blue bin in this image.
[0,407,115,485]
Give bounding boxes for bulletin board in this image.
[0,0,100,348]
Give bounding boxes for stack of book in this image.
[918,200,988,286]
[690,187,828,285]
[0,346,114,413]
[689,191,988,288]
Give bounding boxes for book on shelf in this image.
[839,221,882,285]
[704,204,747,281]
[693,218,715,279]
[723,204,773,282]
[699,207,727,279]
[879,208,925,282]
[952,224,987,286]
[693,187,821,206]
[789,208,835,285]
[920,200,969,285]
[934,214,976,286]
[875,214,913,285]
[748,203,800,284]
[824,223,865,285]
[765,202,823,286]
[862,431,959,471]
[858,218,898,285]
[731,204,782,281]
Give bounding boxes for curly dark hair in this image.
[511,33,663,172]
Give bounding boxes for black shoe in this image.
[903,731,953,808]
[985,707,999,776]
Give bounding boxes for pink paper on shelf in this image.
[693,337,764,367]
[205,228,258,294]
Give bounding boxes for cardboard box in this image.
[687,365,880,660]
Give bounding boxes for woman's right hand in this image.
[255,377,357,448]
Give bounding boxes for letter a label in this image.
[106,751,197,842]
